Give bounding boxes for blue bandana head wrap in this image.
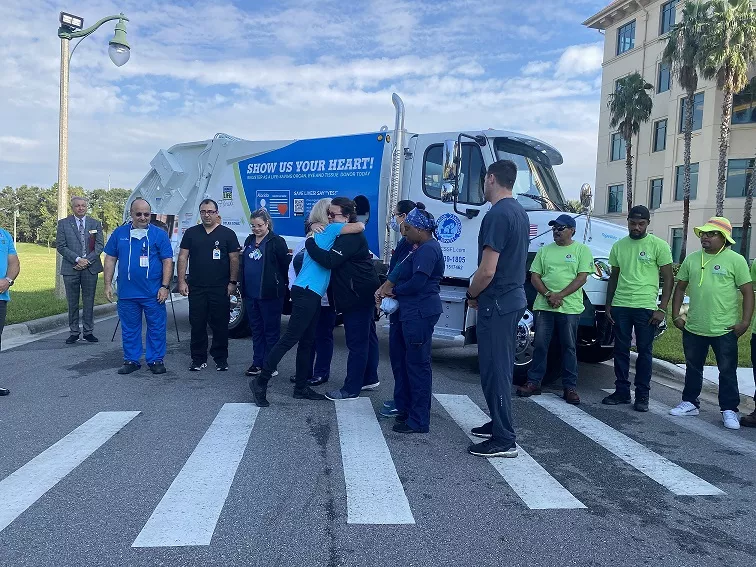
[405,207,436,232]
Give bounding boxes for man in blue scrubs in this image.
[103,199,174,375]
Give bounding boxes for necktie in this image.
[79,218,86,256]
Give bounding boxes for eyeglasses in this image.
[327,211,344,219]
[200,210,218,216]
[132,212,150,218]
[552,225,568,232]
[700,231,722,238]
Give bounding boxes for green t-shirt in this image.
[609,234,673,310]
[677,248,751,337]
[531,242,594,314]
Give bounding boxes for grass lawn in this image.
[5,243,109,326]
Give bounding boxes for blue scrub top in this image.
[293,222,344,297]
[104,223,173,299]
[0,228,17,302]
[242,237,267,299]
[394,238,444,321]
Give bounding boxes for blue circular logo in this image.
[437,213,462,243]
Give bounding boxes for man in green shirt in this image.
[517,214,593,404]
[602,205,674,412]
[670,217,753,430]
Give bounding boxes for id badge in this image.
[139,255,148,268]
[213,248,221,260]
[251,248,262,260]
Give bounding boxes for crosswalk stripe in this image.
[0,411,140,533]
[334,398,415,524]
[601,388,756,461]
[531,394,724,496]
[132,403,258,547]
[434,394,586,510]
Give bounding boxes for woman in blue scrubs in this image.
[376,206,444,433]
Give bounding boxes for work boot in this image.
[563,388,580,405]
[250,371,271,407]
[740,410,756,428]
[516,382,542,397]
[602,391,631,405]
[634,395,649,412]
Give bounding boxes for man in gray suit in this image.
[56,196,104,344]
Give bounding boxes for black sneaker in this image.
[308,376,328,386]
[65,335,80,344]
[393,422,427,434]
[117,361,140,375]
[468,439,518,458]
[216,361,229,372]
[149,361,166,375]
[293,387,327,400]
[82,334,99,343]
[0,387,10,396]
[190,361,207,371]
[634,396,649,412]
[246,365,261,376]
[602,391,631,405]
[471,421,493,439]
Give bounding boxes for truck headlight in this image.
[591,258,612,281]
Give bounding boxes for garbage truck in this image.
[126,93,627,377]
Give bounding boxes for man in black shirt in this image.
[178,199,241,371]
[465,160,529,458]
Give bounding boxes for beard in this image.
[629,230,647,240]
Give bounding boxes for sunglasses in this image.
[700,231,723,238]
[552,225,569,232]
[132,212,151,218]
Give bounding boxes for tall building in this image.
[584,0,756,261]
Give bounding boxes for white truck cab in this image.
[126,94,627,376]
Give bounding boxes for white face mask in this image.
[130,228,148,240]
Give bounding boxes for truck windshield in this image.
[494,138,566,211]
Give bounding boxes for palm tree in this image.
[741,156,756,257]
[663,0,711,263]
[699,0,756,216]
[607,73,654,213]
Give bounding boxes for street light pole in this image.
[55,11,130,297]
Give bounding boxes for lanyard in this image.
[699,246,725,286]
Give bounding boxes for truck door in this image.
[408,134,493,281]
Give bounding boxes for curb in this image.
[629,351,755,410]
[2,303,119,341]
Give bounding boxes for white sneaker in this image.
[669,401,699,416]
[722,410,741,430]
[272,371,279,377]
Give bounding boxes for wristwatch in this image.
[5,278,14,286]
[230,281,238,285]
[465,291,477,300]
[160,284,170,290]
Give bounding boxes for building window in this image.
[732,77,756,125]
[653,119,667,152]
[649,179,663,210]
[657,62,671,93]
[679,92,704,132]
[732,227,751,258]
[675,163,699,200]
[660,1,678,35]
[671,228,683,263]
[725,158,755,198]
[617,20,636,55]
[608,184,624,213]
[610,133,626,161]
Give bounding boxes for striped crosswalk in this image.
[0,390,740,546]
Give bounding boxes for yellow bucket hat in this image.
[693,216,736,244]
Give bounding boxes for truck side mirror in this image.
[442,139,461,182]
[580,183,593,212]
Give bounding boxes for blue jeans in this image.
[341,305,380,396]
[118,297,167,365]
[246,297,284,368]
[682,329,740,411]
[612,306,655,397]
[309,305,336,379]
[527,311,579,389]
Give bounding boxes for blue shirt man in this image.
[103,199,173,375]
[0,227,20,360]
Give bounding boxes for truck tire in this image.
[512,309,535,385]
[229,290,250,338]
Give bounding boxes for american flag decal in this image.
[529,224,538,237]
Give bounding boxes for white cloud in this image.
[555,43,603,78]
[521,61,554,76]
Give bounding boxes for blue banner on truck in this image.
[234,133,387,253]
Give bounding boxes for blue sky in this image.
[1,0,608,200]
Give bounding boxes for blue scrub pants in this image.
[341,305,380,396]
[309,305,336,379]
[247,297,284,368]
[393,314,440,432]
[389,312,405,407]
[118,297,167,365]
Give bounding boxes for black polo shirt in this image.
[180,224,240,287]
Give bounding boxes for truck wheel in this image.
[229,291,250,338]
[512,309,535,385]
[576,344,614,364]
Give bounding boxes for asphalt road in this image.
[1,299,755,567]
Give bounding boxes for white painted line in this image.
[132,403,258,547]
[0,411,140,532]
[434,394,586,510]
[335,398,415,524]
[531,394,724,496]
[602,388,756,461]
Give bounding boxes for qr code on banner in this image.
[293,199,305,215]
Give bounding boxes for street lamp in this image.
[55,11,130,297]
